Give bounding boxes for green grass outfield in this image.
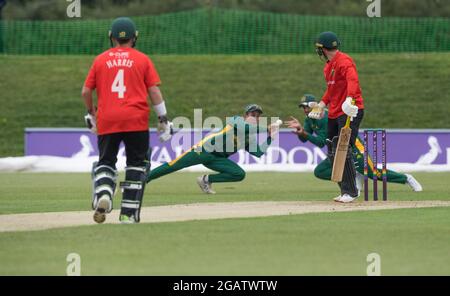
[1,172,450,214]
[1,53,450,157]
[0,172,449,275]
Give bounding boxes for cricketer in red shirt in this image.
[82,17,172,225]
[321,51,364,119]
[84,47,161,135]
[311,31,364,203]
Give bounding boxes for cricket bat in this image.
[331,115,352,182]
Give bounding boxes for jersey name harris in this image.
[106,58,134,69]
[106,51,134,68]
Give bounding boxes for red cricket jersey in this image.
[84,47,161,135]
[321,51,364,119]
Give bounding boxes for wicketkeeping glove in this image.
[84,113,97,134]
[307,102,318,108]
[308,101,326,120]
[158,115,174,142]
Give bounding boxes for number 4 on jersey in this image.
[111,69,126,99]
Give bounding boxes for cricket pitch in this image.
[1,200,450,232]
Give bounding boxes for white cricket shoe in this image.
[333,195,342,202]
[333,189,360,202]
[356,172,364,192]
[93,195,112,224]
[406,174,423,192]
[197,175,216,194]
[338,194,357,203]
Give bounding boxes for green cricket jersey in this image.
[304,112,408,184]
[197,116,272,158]
[298,111,328,148]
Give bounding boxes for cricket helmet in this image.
[245,104,263,114]
[315,31,340,50]
[299,94,316,108]
[109,17,138,47]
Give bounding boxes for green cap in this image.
[110,17,137,40]
[315,31,340,50]
[245,104,263,114]
[299,94,316,107]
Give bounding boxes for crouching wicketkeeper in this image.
[82,17,172,224]
[286,94,423,195]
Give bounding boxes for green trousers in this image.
[314,152,407,184]
[146,149,245,183]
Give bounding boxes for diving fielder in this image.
[307,31,364,203]
[82,17,172,224]
[146,104,277,194]
[286,94,423,198]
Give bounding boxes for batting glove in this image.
[84,113,97,134]
[342,97,358,118]
[158,115,174,142]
